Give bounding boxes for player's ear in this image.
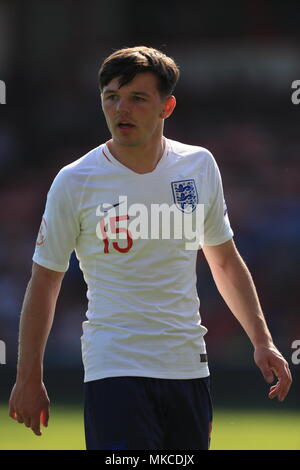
[160,95,176,119]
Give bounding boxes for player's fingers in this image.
[24,417,32,428]
[279,379,292,401]
[269,384,278,391]
[268,370,291,402]
[268,384,279,399]
[268,381,283,400]
[272,366,292,401]
[8,401,25,423]
[9,407,17,420]
[16,414,25,424]
[30,415,42,436]
[41,408,49,427]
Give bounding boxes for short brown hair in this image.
[98,46,180,98]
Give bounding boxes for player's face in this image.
[101,72,175,147]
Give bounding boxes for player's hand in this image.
[254,344,292,402]
[8,381,50,436]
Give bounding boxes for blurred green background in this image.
[1,405,299,450]
[1,368,299,450]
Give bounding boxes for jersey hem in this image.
[83,366,210,383]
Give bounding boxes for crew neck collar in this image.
[102,138,170,176]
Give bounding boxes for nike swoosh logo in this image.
[99,202,123,213]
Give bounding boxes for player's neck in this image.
[107,135,166,174]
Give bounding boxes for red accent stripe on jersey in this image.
[102,149,112,163]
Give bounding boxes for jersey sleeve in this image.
[203,155,234,246]
[32,169,80,272]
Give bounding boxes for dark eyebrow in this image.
[131,91,151,97]
[103,89,117,95]
[103,89,151,97]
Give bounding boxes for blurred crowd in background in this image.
[0,1,299,404]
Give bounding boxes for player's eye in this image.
[133,96,145,102]
[107,94,118,101]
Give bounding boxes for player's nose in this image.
[116,97,130,112]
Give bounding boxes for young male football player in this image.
[9,46,292,450]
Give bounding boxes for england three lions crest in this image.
[171,179,199,214]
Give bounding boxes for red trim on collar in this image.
[102,148,112,163]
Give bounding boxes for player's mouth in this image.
[117,121,136,133]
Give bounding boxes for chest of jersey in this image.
[75,157,208,259]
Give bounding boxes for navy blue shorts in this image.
[84,376,213,450]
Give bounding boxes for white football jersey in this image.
[33,138,234,382]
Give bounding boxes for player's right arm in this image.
[8,261,65,436]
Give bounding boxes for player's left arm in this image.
[202,238,292,402]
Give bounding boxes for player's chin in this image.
[113,133,142,147]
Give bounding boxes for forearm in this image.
[17,274,61,383]
[209,252,273,348]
